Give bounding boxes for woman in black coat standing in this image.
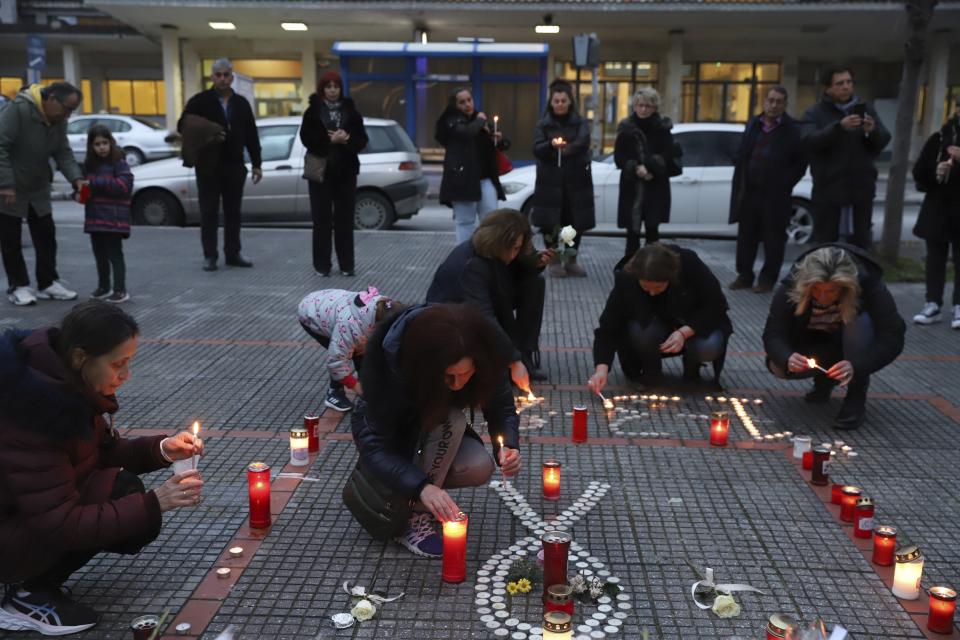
[530,80,595,278]
[614,88,682,257]
[910,97,960,328]
[300,71,369,277]
[435,88,506,244]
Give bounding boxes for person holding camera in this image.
[801,66,890,249]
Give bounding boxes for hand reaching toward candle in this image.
[826,359,854,386]
[161,431,205,461]
[588,364,608,395]
[498,446,522,477]
[659,330,686,354]
[155,470,204,512]
[419,484,461,523]
[787,352,810,373]
[509,360,531,394]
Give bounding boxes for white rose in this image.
[350,598,377,622]
[559,225,577,247]
[711,594,741,619]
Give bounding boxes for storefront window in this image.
[106,80,164,115]
[682,61,780,123]
[483,58,539,76]
[349,80,406,124]
[482,81,540,162]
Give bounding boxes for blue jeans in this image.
[452,179,498,244]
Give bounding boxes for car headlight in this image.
[501,182,527,195]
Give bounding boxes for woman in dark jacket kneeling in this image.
[0,301,204,636]
[589,243,732,392]
[351,304,521,557]
[763,244,905,430]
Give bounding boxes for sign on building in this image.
[26,34,45,84]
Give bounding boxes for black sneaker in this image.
[0,583,99,635]
[106,290,129,303]
[324,387,353,412]
[90,287,111,299]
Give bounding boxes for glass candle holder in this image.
[304,413,320,453]
[542,459,561,500]
[766,612,798,640]
[545,583,574,616]
[892,545,924,600]
[792,436,812,460]
[872,526,898,566]
[928,586,958,634]
[441,512,468,583]
[802,449,813,470]
[839,486,862,522]
[541,531,572,600]
[709,411,730,446]
[830,482,846,505]
[542,611,573,640]
[810,447,831,486]
[247,462,271,529]
[572,405,587,443]
[853,497,875,539]
[289,426,309,466]
[130,615,159,640]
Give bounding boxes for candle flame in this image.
[807,358,817,368]
[497,435,504,447]
[494,115,499,122]
[192,420,199,437]
[526,391,536,402]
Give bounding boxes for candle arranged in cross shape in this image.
[247,462,271,529]
[542,459,561,500]
[806,357,829,374]
[191,421,201,470]
[441,512,468,583]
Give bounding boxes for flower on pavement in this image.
[350,598,376,622]
[517,578,532,594]
[711,594,741,619]
[506,581,520,595]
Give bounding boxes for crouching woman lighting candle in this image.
[928,586,958,634]
[892,545,924,600]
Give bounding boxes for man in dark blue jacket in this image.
[729,86,807,293]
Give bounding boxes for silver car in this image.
[66,114,180,166]
[129,116,427,230]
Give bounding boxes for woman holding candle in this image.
[426,209,550,383]
[588,242,732,391]
[351,303,521,557]
[614,88,682,257]
[0,301,204,636]
[529,79,595,278]
[762,243,905,430]
[436,87,508,243]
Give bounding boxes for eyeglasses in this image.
[55,96,77,114]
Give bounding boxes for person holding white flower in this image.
[589,243,732,391]
[529,80,595,278]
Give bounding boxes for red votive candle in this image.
[766,612,797,640]
[831,482,846,504]
[928,586,958,634]
[247,462,271,529]
[304,413,320,453]
[853,497,875,538]
[802,450,814,470]
[545,584,575,616]
[709,411,729,447]
[872,526,897,566]
[810,447,830,486]
[572,405,587,443]
[542,459,561,500]
[541,530,572,600]
[839,486,862,522]
[442,512,468,583]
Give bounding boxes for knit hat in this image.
[319,71,343,91]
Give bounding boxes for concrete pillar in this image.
[301,39,316,108]
[161,26,183,131]
[781,55,799,118]
[922,30,951,139]
[62,44,82,110]
[662,30,684,123]
[86,66,106,113]
[181,39,202,99]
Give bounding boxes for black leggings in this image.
[90,233,126,291]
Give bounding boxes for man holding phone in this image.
[801,66,891,248]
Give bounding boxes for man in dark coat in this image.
[729,86,807,293]
[179,58,262,271]
[801,66,891,248]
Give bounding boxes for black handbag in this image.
[342,460,412,541]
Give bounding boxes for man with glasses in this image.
[179,58,262,272]
[0,82,85,306]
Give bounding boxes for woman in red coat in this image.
[0,301,204,636]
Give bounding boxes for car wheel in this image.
[133,190,184,226]
[123,147,146,167]
[787,198,814,245]
[354,190,395,230]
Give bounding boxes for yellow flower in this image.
[517,578,532,593]
[506,582,519,595]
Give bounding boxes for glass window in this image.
[67,118,94,134]
[257,125,298,162]
[133,116,164,130]
[348,56,407,75]
[361,126,398,154]
[1,77,21,100]
[481,81,541,162]
[105,119,132,133]
[674,131,740,168]
[106,80,133,114]
[386,124,418,154]
[350,81,405,124]
[600,62,632,80]
[484,58,539,76]
[726,84,753,123]
[427,58,471,75]
[696,85,724,122]
[699,62,754,82]
[203,59,302,79]
[132,80,160,115]
[106,80,163,115]
[635,62,657,81]
[756,63,781,82]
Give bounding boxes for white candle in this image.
[289,427,309,466]
[792,436,812,460]
[892,546,924,600]
[191,421,200,470]
[555,137,564,168]
[493,115,499,136]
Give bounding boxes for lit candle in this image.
[247,462,271,529]
[709,411,729,447]
[304,413,320,453]
[289,426,309,466]
[872,526,897,566]
[853,497,875,539]
[441,512,468,583]
[542,611,573,639]
[806,357,829,374]
[572,405,587,443]
[544,584,574,616]
[542,459,561,500]
[191,421,200,470]
[497,435,509,489]
[216,567,231,579]
[527,390,536,403]
[831,482,845,505]
[766,612,798,640]
[810,447,831,486]
[493,115,499,136]
[892,545,924,600]
[928,586,958,634]
[541,531,572,600]
[598,391,614,411]
[802,450,814,470]
[229,546,243,558]
[555,137,564,167]
[792,436,812,460]
[839,486,862,522]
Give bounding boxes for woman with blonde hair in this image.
[763,243,905,430]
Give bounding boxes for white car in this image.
[128,116,427,230]
[67,114,180,167]
[501,122,815,244]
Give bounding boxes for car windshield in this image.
[133,117,164,130]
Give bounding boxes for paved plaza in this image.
[0,221,957,640]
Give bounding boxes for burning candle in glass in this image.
[839,486,862,522]
[872,526,897,566]
[542,459,561,500]
[830,482,845,504]
[289,426,309,466]
[541,531,572,600]
[542,611,573,640]
[545,584,574,616]
[572,405,587,443]
[304,413,320,453]
[928,586,958,634]
[247,462,271,529]
[709,411,729,447]
[792,435,812,460]
[853,497,875,538]
[892,545,924,600]
[441,512,468,583]
[766,612,798,640]
[810,446,831,486]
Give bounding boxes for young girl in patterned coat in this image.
[297,286,398,411]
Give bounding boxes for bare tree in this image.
[880,0,939,260]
